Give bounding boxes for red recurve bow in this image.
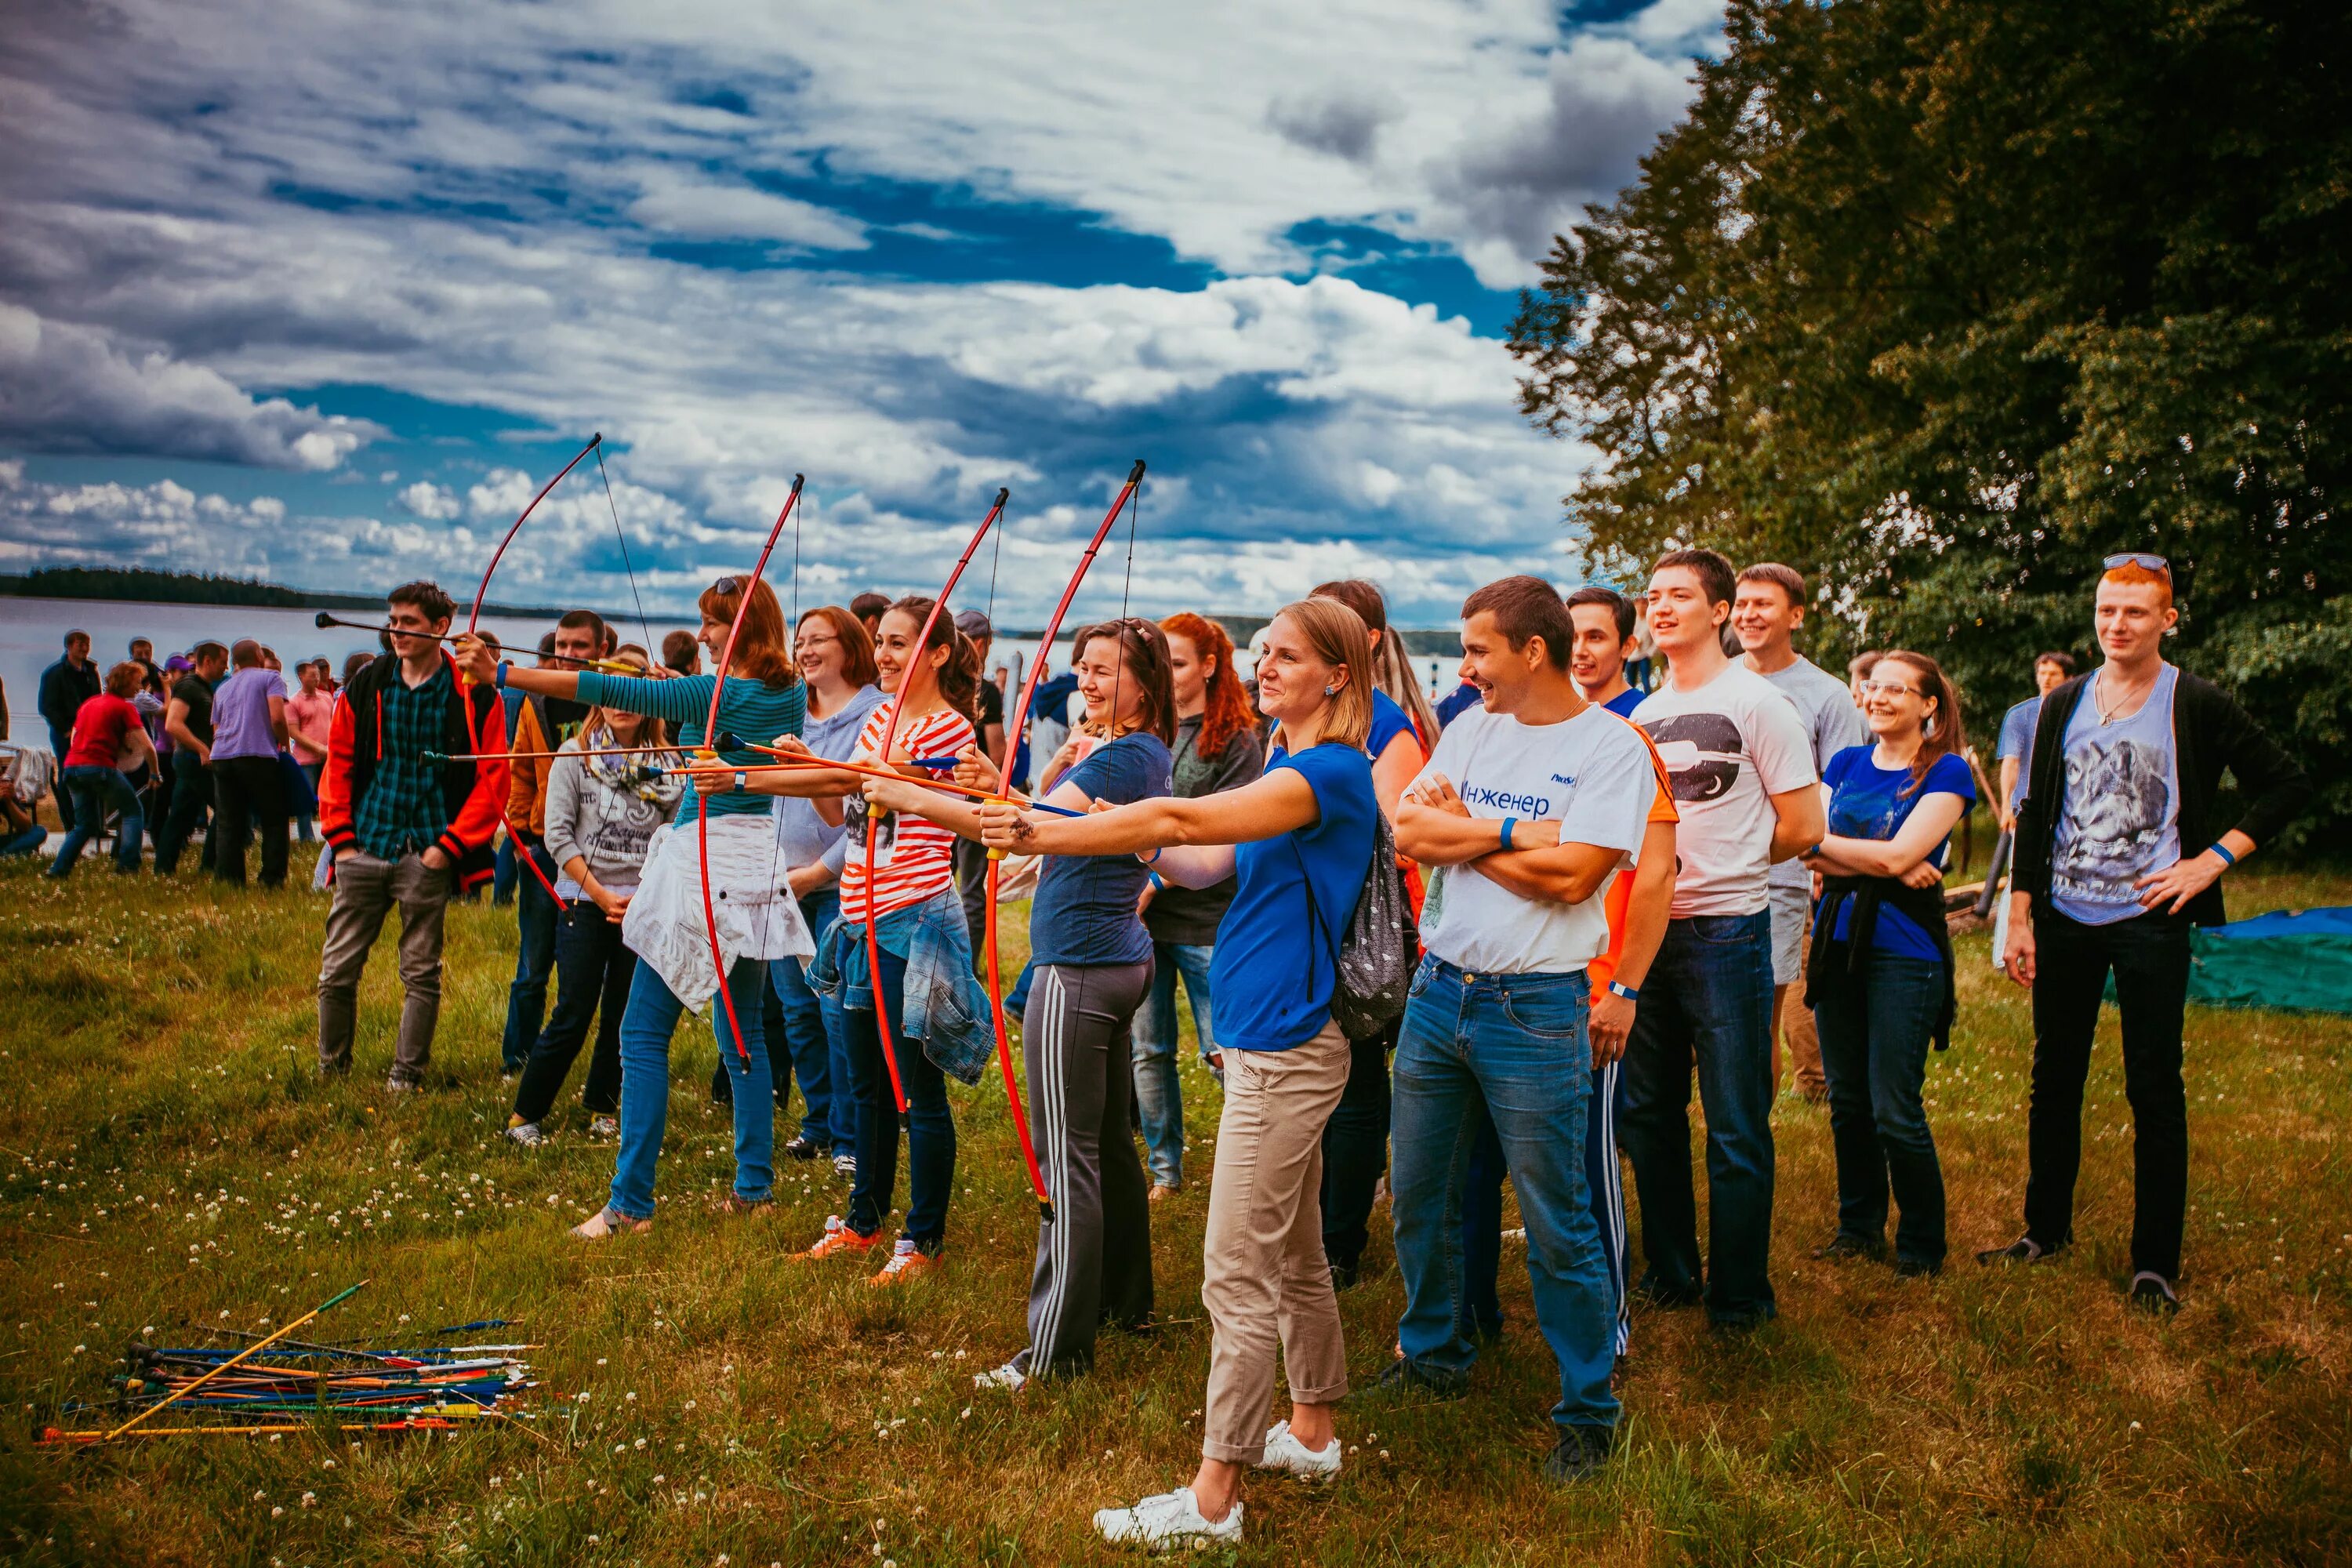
[462,434,606,909]
[858,488,1011,1121]
[698,474,806,1063]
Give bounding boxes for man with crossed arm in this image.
[1387,575,1659,1484]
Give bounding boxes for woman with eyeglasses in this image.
[732,597,993,1286]
[1798,652,1973,1276]
[975,598,1378,1553]
[866,618,1176,1388]
[456,575,809,1240]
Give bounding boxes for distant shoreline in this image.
[0,567,590,621]
[1,567,1465,651]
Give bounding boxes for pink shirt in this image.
[286,688,336,758]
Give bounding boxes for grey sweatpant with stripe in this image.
[1013,960,1156,1379]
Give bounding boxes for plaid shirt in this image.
[352,662,456,860]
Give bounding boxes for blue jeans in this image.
[501,845,558,1072]
[492,834,518,906]
[1460,1057,1630,1354]
[1004,956,1036,1016]
[770,887,851,1152]
[1,822,46,857]
[1131,940,1216,1188]
[844,942,956,1243]
[1620,912,1777,1326]
[1392,958,1617,1432]
[608,956,775,1221]
[49,765,143,876]
[1813,948,1947,1267]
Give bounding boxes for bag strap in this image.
[1289,832,1341,993]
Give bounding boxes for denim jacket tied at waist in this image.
[808,885,996,1087]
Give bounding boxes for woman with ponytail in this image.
[739,595,991,1285]
[871,617,1178,1386]
[1131,612,1265,1197]
[1798,651,1973,1277]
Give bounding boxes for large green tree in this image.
[1512,0,2350,844]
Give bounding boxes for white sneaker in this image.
[972,1359,1027,1392]
[1256,1419,1341,1480]
[588,1114,618,1138]
[504,1121,544,1148]
[1092,1488,1241,1551]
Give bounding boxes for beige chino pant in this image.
[1199,1018,1353,1465]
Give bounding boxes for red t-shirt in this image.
[64,693,143,769]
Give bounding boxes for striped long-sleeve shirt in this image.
[572,670,804,823]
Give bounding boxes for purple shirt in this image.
[208,667,284,762]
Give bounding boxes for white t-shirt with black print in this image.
[1410,704,1656,975]
[1631,661,1817,919]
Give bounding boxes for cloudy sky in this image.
[0,0,1720,626]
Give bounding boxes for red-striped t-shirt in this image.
[838,702,975,923]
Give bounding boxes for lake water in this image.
[1,596,1104,742]
[3,594,1455,744]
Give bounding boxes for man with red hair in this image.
[1991,554,2309,1312]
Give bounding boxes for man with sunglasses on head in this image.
[1989,554,2309,1314]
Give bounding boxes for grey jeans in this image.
[317,850,453,1080]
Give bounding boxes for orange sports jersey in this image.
[1590,728,1679,1004]
[837,701,976,923]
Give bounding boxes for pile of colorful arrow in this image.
[130,1338,530,1414]
[40,1282,543,1445]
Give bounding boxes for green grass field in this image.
[2,847,2348,1566]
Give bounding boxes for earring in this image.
[1323,684,1337,695]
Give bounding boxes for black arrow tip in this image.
[313,612,334,628]
[715,731,740,751]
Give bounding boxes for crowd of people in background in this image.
[0,543,2312,1551]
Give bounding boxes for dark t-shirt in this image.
[1144,714,1265,947]
[1028,731,1173,968]
[172,674,216,749]
[976,680,1004,742]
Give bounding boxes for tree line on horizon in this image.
[1511,0,2348,848]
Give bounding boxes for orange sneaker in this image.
[870,1239,943,1286]
[796,1214,881,1261]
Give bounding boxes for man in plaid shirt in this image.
[316,580,510,1090]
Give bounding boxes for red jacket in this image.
[318,650,510,887]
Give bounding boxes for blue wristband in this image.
[2209,841,2237,868]
[493,660,509,691]
[1499,816,1517,851]
[1607,979,1639,1002]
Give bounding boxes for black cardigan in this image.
[2012,667,2311,927]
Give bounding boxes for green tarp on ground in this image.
[2187,906,2352,1015]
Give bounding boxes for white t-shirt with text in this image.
[1632,661,1817,918]
[1410,703,1656,975]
